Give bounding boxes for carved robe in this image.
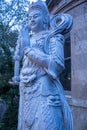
[18,31,73,130]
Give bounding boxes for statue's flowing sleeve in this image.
[44,33,65,79]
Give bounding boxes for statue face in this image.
[29,9,45,33]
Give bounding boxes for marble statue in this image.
[13,0,73,130]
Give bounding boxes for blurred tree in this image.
[0,20,17,92]
[0,0,30,30]
[0,0,30,93]
[0,0,30,129]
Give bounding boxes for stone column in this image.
[70,2,87,130]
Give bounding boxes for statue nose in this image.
[31,17,35,22]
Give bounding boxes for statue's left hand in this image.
[20,25,30,50]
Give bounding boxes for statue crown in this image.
[29,0,49,16]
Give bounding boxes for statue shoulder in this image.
[44,33,64,54]
[44,13,73,54]
[49,34,64,45]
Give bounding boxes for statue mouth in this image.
[31,22,36,27]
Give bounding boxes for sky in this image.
[5,0,46,3]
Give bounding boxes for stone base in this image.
[69,98,87,130]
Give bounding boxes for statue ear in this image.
[43,15,50,29]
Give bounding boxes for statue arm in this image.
[20,25,30,49]
[23,34,65,79]
[23,47,50,68]
[47,34,65,78]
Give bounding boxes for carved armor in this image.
[18,31,73,130]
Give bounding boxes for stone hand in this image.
[20,25,30,50]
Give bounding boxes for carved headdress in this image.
[28,0,50,28]
[29,0,49,15]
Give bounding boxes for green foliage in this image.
[0,21,18,88]
[0,20,19,129]
[0,86,19,130]
[0,0,30,30]
[0,0,30,129]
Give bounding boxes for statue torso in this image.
[30,30,49,50]
[20,31,49,88]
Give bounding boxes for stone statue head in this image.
[28,0,50,33]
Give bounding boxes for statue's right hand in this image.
[20,25,30,50]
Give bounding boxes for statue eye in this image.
[34,14,39,18]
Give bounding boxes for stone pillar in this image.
[70,2,87,130]
[47,0,87,129]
